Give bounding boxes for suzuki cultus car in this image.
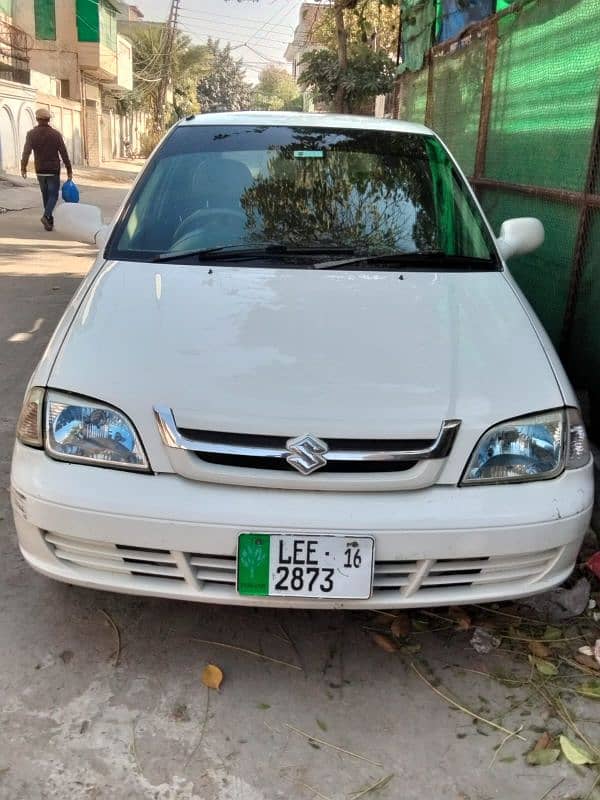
[11,112,593,608]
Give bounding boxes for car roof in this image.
[178,110,433,136]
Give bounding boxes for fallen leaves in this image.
[528,640,551,659]
[559,735,597,766]
[201,664,223,690]
[371,633,398,653]
[526,748,560,766]
[575,653,600,672]
[576,680,600,700]
[390,613,411,638]
[578,640,600,666]
[528,655,558,677]
[526,732,560,766]
[449,606,472,631]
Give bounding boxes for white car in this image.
[11,112,594,609]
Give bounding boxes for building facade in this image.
[0,0,138,172]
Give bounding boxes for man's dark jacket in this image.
[21,125,72,175]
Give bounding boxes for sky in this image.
[133,0,305,84]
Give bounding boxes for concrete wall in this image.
[0,78,36,173]
[117,34,133,91]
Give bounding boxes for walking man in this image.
[21,108,73,231]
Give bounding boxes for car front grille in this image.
[153,407,461,489]
[43,531,561,602]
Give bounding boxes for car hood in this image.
[49,261,561,443]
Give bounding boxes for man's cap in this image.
[35,108,51,120]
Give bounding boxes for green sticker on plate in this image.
[237,533,270,595]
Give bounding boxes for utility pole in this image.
[155,0,181,132]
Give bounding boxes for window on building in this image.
[59,79,70,99]
[76,0,99,42]
[100,1,118,51]
[34,0,56,40]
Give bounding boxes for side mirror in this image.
[53,202,110,246]
[495,217,544,261]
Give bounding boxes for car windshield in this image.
[108,124,496,266]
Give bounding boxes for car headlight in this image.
[461,408,590,485]
[44,391,149,471]
[16,388,149,471]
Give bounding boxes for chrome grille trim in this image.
[153,406,461,464]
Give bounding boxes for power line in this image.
[178,18,292,46]
[178,10,294,33]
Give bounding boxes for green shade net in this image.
[429,38,486,175]
[485,0,600,191]
[34,0,56,40]
[566,210,600,422]
[398,67,429,124]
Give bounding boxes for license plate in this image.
[237,533,374,599]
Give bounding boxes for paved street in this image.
[0,169,595,800]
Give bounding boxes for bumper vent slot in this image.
[43,532,561,602]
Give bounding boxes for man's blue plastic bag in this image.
[61,179,80,203]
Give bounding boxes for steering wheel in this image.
[171,208,247,251]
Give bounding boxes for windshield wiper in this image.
[314,250,497,270]
[153,244,356,263]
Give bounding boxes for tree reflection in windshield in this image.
[240,133,437,254]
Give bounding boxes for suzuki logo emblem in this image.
[285,433,329,475]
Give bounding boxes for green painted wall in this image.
[0,0,12,15]
[34,0,56,40]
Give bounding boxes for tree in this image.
[312,0,399,54]
[301,0,400,113]
[196,40,252,112]
[298,44,396,112]
[125,26,212,128]
[251,66,302,111]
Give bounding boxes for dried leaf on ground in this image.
[371,633,399,653]
[543,626,563,641]
[559,735,596,765]
[579,641,600,665]
[576,680,600,700]
[201,664,223,690]
[533,732,552,751]
[587,552,600,579]
[317,719,328,732]
[449,606,472,630]
[370,613,394,629]
[526,748,560,766]
[470,627,501,654]
[528,641,551,659]
[528,655,558,677]
[390,613,411,638]
[576,653,600,672]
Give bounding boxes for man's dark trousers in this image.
[37,174,60,220]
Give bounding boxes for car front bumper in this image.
[11,443,594,609]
